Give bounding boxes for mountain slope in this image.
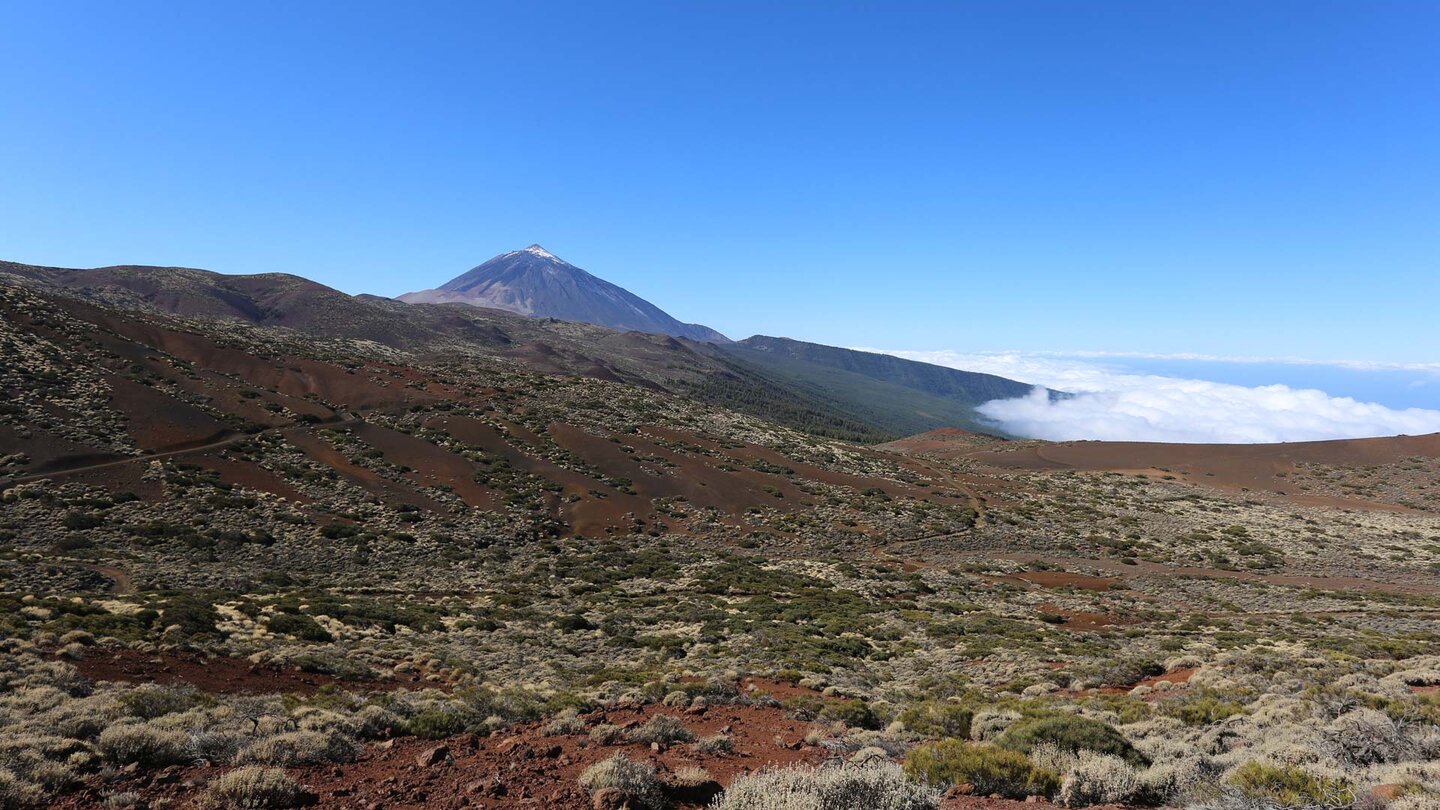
[0,258,1044,442]
[716,336,1043,437]
[398,245,728,343]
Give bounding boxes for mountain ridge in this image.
[0,256,1049,443]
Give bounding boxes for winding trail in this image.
[81,563,134,595]
[0,416,361,490]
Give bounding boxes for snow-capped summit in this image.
[517,244,564,262]
[396,246,729,343]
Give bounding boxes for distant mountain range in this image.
[398,245,729,343]
[0,250,1051,441]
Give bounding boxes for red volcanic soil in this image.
[550,422,811,513]
[284,427,450,512]
[71,649,417,695]
[54,702,832,810]
[642,424,978,510]
[1086,667,1199,697]
[1037,604,1133,633]
[427,414,646,535]
[104,374,231,451]
[967,433,1440,511]
[94,311,442,412]
[999,570,1122,592]
[188,451,311,503]
[987,552,1440,597]
[350,422,501,510]
[878,427,1006,455]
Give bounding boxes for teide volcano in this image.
[398,245,729,342]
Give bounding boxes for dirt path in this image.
[82,563,134,595]
[956,552,1440,597]
[0,416,360,490]
[908,457,989,529]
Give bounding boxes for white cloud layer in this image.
[860,349,1440,444]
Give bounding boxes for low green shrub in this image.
[997,715,1145,766]
[903,740,1058,799]
[1227,761,1354,807]
[819,698,882,730]
[897,701,973,739]
[265,612,333,642]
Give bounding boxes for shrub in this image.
[350,704,401,739]
[897,701,973,739]
[1324,708,1413,766]
[235,731,358,766]
[117,684,200,720]
[542,710,587,736]
[1161,692,1245,727]
[190,729,247,764]
[672,765,715,788]
[713,760,939,810]
[997,715,1145,766]
[905,741,1057,799]
[695,733,734,755]
[404,706,475,739]
[1226,761,1354,807]
[589,723,624,745]
[0,767,44,808]
[265,613,333,642]
[208,767,304,809]
[819,698,882,730]
[969,709,1019,741]
[578,753,664,809]
[628,713,695,744]
[62,512,104,530]
[1056,751,1144,806]
[97,723,193,768]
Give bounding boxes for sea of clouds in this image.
[861,349,1440,444]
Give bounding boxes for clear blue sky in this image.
[2,1,1436,362]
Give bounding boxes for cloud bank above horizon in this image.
[862,349,1440,444]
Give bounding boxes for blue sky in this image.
[2,1,1437,370]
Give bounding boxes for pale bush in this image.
[695,733,734,755]
[208,766,304,808]
[117,684,198,720]
[578,753,664,809]
[39,693,119,739]
[542,709,588,736]
[1165,654,1204,671]
[589,723,624,745]
[628,713,695,744]
[1325,708,1414,767]
[350,704,400,739]
[97,723,193,767]
[55,643,87,661]
[190,728,248,764]
[1392,793,1440,810]
[0,767,43,808]
[234,731,358,766]
[1057,751,1144,806]
[57,630,95,646]
[970,709,1020,742]
[712,760,939,810]
[673,765,714,787]
[25,758,78,792]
